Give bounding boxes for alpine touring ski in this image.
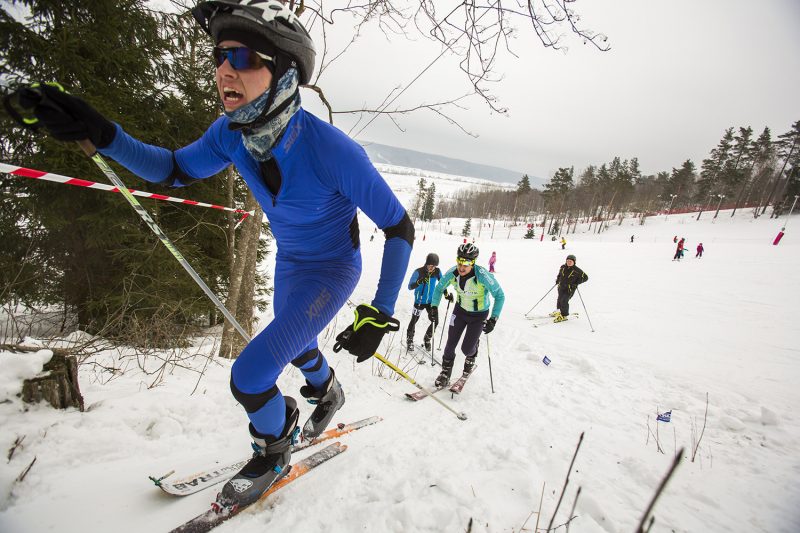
[169,442,347,533]
[150,416,380,496]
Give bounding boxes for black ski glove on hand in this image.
[427,306,439,325]
[444,292,454,303]
[16,83,116,148]
[483,316,497,334]
[333,304,400,362]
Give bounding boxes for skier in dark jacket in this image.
[553,254,588,322]
[13,0,413,510]
[406,253,450,353]
[696,243,704,258]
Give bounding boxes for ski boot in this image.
[300,369,345,440]
[406,336,415,354]
[434,358,454,388]
[548,310,560,317]
[214,397,299,511]
[463,355,477,376]
[423,336,432,352]
[553,312,567,323]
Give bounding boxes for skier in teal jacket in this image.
[429,244,504,387]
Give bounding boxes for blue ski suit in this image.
[98,107,412,436]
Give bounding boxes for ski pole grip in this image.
[76,138,97,157]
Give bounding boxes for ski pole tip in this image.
[458,412,468,421]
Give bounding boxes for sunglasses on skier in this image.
[456,258,476,266]
[213,46,274,71]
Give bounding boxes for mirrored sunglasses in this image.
[456,258,475,266]
[213,46,274,71]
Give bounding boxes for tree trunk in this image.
[219,191,263,359]
[9,346,85,411]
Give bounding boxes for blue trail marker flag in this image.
[542,356,551,366]
[657,410,672,422]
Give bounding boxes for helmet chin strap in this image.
[228,55,295,133]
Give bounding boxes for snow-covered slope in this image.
[1,176,798,532]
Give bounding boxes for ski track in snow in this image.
[1,175,799,532]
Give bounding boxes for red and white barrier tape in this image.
[0,162,253,220]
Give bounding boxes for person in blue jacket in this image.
[429,244,504,387]
[16,0,412,509]
[405,252,452,353]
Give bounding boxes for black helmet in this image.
[193,0,316,84]
[566,254,576,262]
[425,253,439,266]
[457,243,479,261]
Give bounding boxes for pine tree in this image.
[421,183,436,221]
[461,218,472,237]
[517,175,532,195]
[0,1,238,343]
[412,177,427,222]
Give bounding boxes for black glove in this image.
[414,277,425,288]
[427,306,439,325]
[483,316,497,334]
[14,83,116,148]
[444,292,454,303]
[333,304,400,362]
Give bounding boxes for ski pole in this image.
[525,284,556,316]
[576,287,595,333]
[373,352,467,421]
[486,336,495,394]
[76,139,253,342]
[430,322,435,366]
[6,84,251,343]
[438,298,452,345]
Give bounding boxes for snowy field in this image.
[1,172,799,532]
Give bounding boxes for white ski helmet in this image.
[193,0,316,85]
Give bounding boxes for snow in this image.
[1,178,799,532]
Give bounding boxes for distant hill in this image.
[360,141,546,188]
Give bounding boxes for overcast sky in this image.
[299,0,800,181]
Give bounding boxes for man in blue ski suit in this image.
[406,252,452,353]
[16,0,412,509]
[430,244,504,388]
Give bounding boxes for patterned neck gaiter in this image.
[224,68,300,161]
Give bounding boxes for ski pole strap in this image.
[372,352,467,421]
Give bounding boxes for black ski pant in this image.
[557,287,574,316]
[442,306,488,366]
[407,303,434,344]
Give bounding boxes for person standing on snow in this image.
[552,254,588,322]
[429,244,505,388]
[488,251,497,273]
[13,0,413,510]
[673,237,686,260]
[406,253,449,353]
[696,242,704,258]
[561,236,567,249]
